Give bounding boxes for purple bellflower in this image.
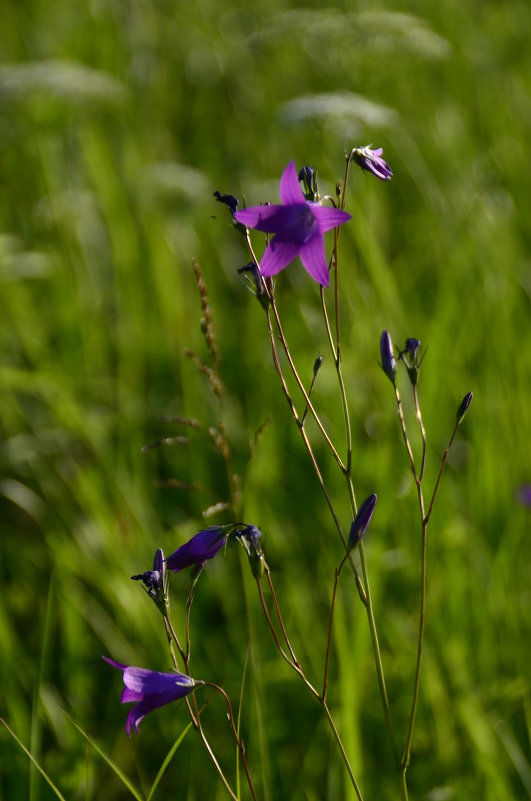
[234,161,351,287]
[165,526,228,573]
[103,657,200,735]
[348,493,377,551]
[351,146,393,181]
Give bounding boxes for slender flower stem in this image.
[394,384,418,479]
[413,386,427,482]
[256,579,299,672]
[402,514,426,770]
[245,228,345,470]
[196,716,240,801]
[322,559,346,700]
[163,617,240,801]
[425,421,459,526]
[257,568,365,798]
[268,292,346,471]
[265,569,300,668]
[165,615,186,665]
[164,616,183,670]
[320,699,365,801]
[322,240,400,771]
[204,682,259,801]
[358,541,401,767]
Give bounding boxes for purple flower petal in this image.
[312,204,352,234]
[352,145,393,181]
[260,239,301,277]
[299,233,329,286]
[165,526,227,573]
[279,161,306,205]
[234,204,286,233]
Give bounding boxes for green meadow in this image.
[1,0,530,799]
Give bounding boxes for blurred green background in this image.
[1,0,530,799]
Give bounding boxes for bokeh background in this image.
[1,0,530,799]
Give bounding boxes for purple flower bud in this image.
[213,191,239,216]
[234,524,265,578]
[404,338,421,362]
[298,165,318,200]
[380,330,396,383]
[456,391,473,424]
[103,657,200,735]
[132,548,169,615]
[313,354,324,376]
[165,526,228,573]
[238,261,269,309]
[348,493,377,551]
[400,337,422,385]
[351,146,392,181]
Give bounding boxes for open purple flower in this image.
[165,526,228,573]
[234,161,351,287]
[103,657,200,735]
[351,146,393,181]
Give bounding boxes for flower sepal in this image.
[131,548,169,617]
[234,524,266,579]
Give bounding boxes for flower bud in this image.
[235,524,265,578]
[298,165,318,200]
[401,337,422,385]
[456,391,473,425]
[238,262,269,310]
[131,548,169,617]
[348,493,377,551]
[380,330,396,383]
[313,355,323,376]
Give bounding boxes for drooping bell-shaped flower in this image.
[165,526,229,573]
[103,657,200,735]
[351,145,393,181]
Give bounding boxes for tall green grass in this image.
[1,0,530,799]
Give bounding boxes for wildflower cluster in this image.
[104,144,471,801]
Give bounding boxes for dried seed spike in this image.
[192,259,219,366]
[202,501,231,518]
[184,348,223,398]
[141,435,189,452]
[152,478,203,491]
[161,415,204,432]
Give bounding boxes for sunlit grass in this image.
[1,0,530,799]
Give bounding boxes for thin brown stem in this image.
[425,422,459,526]
[268,294,346,471]
[413,385,427,483]
[265,569,300,668]
[358,541,401,767]
[394,384,418,479]
[320,699,365,801]
[322,557,347,700]
[204,683,259,801]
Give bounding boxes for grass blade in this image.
[0,717,67,801]
[62,709,144,801]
